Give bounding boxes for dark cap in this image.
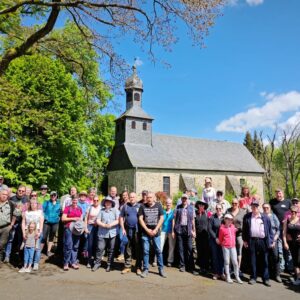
[40,184,48,190]
[251,199,260,206]
[142,190,148,195]
[292,198,299,203]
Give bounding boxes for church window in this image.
[163,177,170,196]
[131,121,136,129]
[126,91,133,102]
[134,93,140,101]
[143,122,147,131]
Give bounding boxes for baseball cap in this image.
[40,184,48,189]
[251,199,260,206]
[50,191,57,196]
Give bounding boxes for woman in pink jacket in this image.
[218,214,243,284]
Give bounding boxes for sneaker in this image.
[121,268,131,274]
[292,278,300,286]
[92,263,101,272]
[236,277,243,284]
[25,267,32,273]
[159,270,167,278]
[106,266,111,272]
[226,277,233,284]
[116,254,124,261]
[136,268,142,276]
[152,262,157,267]
[18,267,27,273]
[263,280,271,287]
[33,263,39,271]
[192,270,199,276]
[3,257,9,264]
[167,263,172,267]
[71,264,79,270]
[212,275,219,280]
[87,263,91,269]
[140,270,148,278]
[63,265,69,271]
[275,275,282,283]
[248,278,256,285]
[179,267,186,272]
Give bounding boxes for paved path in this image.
[0,260,299,300]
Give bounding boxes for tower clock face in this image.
[134,93,140,101]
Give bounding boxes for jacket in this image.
[218,224,236,248]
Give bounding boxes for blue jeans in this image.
[24,247,35,266]
[142,234,163,272]
[5,223,22,258]
[210,238,224,275]
[63,228,80,266]
[119,227,128,255]
[33,234,43,264]
[87,224,98,259]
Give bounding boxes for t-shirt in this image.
[202,188,216,204]
[63,205,82,228]
[25,210,43,230]
[120,202,140,229]
[77,201,90,220]
[138,202,163,235]
[87,205,101,225]
[269,198,291,224]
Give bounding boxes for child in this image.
[19,221,39,273]
[217,214,243,284]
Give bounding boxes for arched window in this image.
[134,93,140,101]
[143,122,147,131]
[131,121,136,129]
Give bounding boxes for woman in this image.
[208,203,224,280]
[201,177,216,205]
[85,195,101,268]
[61,197,83,271]
[283,205,300,285]
[226,198,246,273]
[238,186,253,211]
[41,191,61,256]
[195,200,210,273]
[21,196,44,271]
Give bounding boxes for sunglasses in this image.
[18,190,25,193]
[31,195,37,197]
[216,207,222,210]
[232,203,238,205]
[291,211,297,214]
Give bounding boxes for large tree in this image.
[0,54,115,193]
[0,0,223,84]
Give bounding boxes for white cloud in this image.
[246,0,264,6]
[226,0,239,6]
[134,57,143,67]
[278,111,300,131]
[216,91,300,133]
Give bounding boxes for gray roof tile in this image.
[124,134,265,173]
[117,105,153,120]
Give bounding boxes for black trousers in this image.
[196,231,209,270]
[95,236,116,267]
[177,230,195,271]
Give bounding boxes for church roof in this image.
[116,105,154,120]
[121,134,265,173]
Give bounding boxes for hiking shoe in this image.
[92,264,100,272]
[3,257,9,264]
[179,267,186,272]
[121,268,131,274]
[63,265,69,271]
[18,267,27,273]
[140,270,148,278]
[159,270,167,278]
[33,263,39,271]
[248,278,256,285]
[263,280,271,287]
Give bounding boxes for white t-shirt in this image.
[202,188,216,205]
[25,210,43,230]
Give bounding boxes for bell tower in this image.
[125,65,143,110]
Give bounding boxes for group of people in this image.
[0,175,299,288]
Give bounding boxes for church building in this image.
[107,67,265,199]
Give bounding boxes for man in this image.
[138,190,148,204]
[262,203,281,283]
[108,186,120,210]
[120,192,142,275]
[0,190,18,262]
[25,186,32,201]
[61,186,77,210]
[0,176,8,192]
[38,184,50,204]
[208,190,231,214]
[269,188,293,272]
[92,197,119,272]
[172,194,197,275]
[242,200,274,287]
[138,192,166,278]
[5,185,28,263]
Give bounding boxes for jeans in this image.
[33,234,43,264]
[142,234,163,271]
[249,238,269,281]
[119,227,128,255]
[222,247,239,278]
[63,228,81,266]
[210,238,224,275]
[95,236,116,267]
[124,228,142,269]
[269,240,281,277]
[5,223,22,258]
[278,231,294,272]
[0,226,10,261]
[160,232,176,264]
[24,247,35,266]
[87,224,98,259]
[177,232,195,271]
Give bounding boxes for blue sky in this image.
[110,0,300,143]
